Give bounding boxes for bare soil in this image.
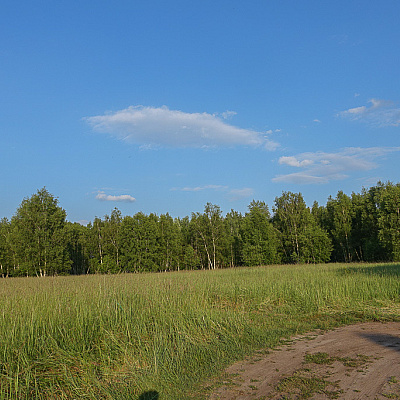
[209,322,400,399]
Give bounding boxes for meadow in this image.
[1,263,400,399]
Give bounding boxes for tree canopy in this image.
[1,182,399,276]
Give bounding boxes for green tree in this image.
[374,182,400,261]
[240,201,280,266]
[158,213,181,271]
[0,218,17,277]
[102,208,123,272]
[354,184,386,261]
[181,245,200,270]
[311,201,328,229]
[140,213,160,272]
[119,212,160,272]
[11,188,71,276]
[64,222,90,275]
[119,215,139,272]
[176,216,202,270]
[224,209,243,267]
[86,217,105,273]
[326,191,354,262]
[191,203,226,269]
[273,191,332,263]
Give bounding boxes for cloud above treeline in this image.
[173,184,228,192]
[85,106,279,150]
[339,99,400,127]
[96,191,136,202]
[273,147,400,184]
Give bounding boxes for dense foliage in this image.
[1,182,400,276]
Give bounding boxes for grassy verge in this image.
[0,263,399,399]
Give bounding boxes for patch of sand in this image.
[210,322,400,399]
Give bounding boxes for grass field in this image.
[1,263,399,399]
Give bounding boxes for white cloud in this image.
[345,106,367,115]
[274,172,334,185]
[266,128,281,134]
[85,106,279,150]
[96,191,136,202]
[172,185,228,192]
[339,99,400,127]
[273,147,400,184]
[279,156,314,168]
[264,140,280,151]
[220,110,237,119]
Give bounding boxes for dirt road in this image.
[210,322,400,399]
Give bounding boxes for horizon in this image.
[5,180,394,227]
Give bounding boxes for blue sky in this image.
[1,1,399,224]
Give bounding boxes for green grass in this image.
[0,263,399,399]
[304,352,371,368]
[275,372,342,399]
[304,352,334,365]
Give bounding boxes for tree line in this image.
[0,182,399,277]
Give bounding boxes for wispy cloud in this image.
[279,156,314,168]
[96,191,136,202]
[171,184,254,201]
[228,187,254,200]
[330,34,349,45]
[220,110,237,120]
[85,106,279,150]
[172,185,228,192]
[339,99,400,127]
[273,147,400,184]
[266,128,281,134]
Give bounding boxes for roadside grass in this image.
[0,262,399,399]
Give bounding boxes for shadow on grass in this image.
[337,263,400,277]
[360,333,400,353]
[139,391,159,400]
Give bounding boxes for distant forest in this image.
[1,182,400,277]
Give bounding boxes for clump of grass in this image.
[304,352,334,365]
[0,262,399,399]
[382,393,399,399]
[275,370,342,399]
[304,352,372,369]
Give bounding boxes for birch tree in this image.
[326,191,354,262]
[191,203,225,269]
[273,192,331,263]
[11,188,71,276]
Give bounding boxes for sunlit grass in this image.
[0,263,399,399]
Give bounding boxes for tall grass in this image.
[0,263,399,399]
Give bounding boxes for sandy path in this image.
[209,322,400,399]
